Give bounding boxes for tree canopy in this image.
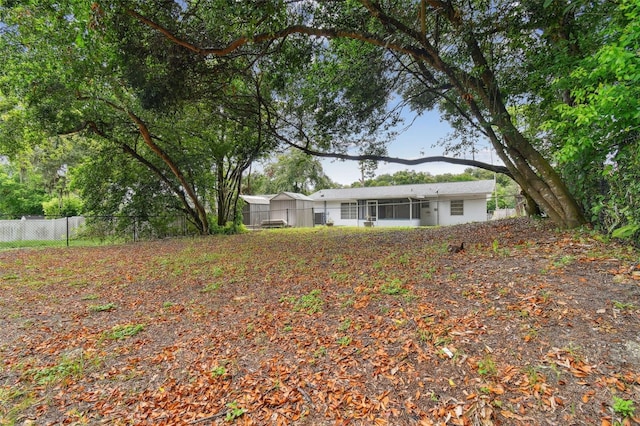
[1,0,638,238]
[122,0,619,228]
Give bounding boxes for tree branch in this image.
[290,142,512,177]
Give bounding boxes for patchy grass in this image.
[0,218,639,425]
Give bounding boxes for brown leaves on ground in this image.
[1,218,639,425]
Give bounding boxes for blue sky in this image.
[321,109,497,185]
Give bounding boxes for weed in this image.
[492,239,511,256]
[380,278,408,296]
[477,355,497,376]
[162,301,175,308]
[211,366,227,378]
[81,294,99,301]
[524,326,539,341]
[564,343,583,361]
[338,318,352,332]
[417,329,433,343]
[283,325,293,332]
[613,300,635,310]
[398,253,410,266]
[313,346,327,358]
[1,273,19,280]
[340,294,356,309]
[0,387,34,423]
[612,396,635,418]
[539,290,551,302]
[88,302,116,312]
[337,336,352,346]
[225,401,246,422]
[331,255,348,267]
[434,335,452,347]
[523,365,542,386]
[281,289,323,314]
[422,266,437,280]
[28,353,87,386]
[103,324,145,340]
[330,272,350,282]
[202,282,222,293]
[553,255,575,268]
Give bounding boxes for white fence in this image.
[0,216,85,242]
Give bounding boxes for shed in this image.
[268,192,314,227]
[240,195,272,227]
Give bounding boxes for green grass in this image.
[26,352,92,386]
[103,324,145,340]
[280,289,323,314]
[380,278,408,295]
[0,238,124,250]
[88,302,117,312]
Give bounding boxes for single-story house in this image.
[309,180,495,227]
[240,192,315,228]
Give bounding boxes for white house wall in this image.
[316,198,487,227]
[434,198,488,226]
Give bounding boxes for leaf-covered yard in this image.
[1,218,639,425]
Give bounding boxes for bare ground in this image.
[1,218,639,425]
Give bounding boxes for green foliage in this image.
[224,401,246,422]
[337,336,352,346]
[88,302,117,312]
[42,195,83,217]
[612,396,635,418]
[380,278,408,296]
[0,163,46,217]
[545,0,640,240]
[211,366,227,378]
[280,289,323,314]
[477,355,497,376]
[246,149,337,195]
[28,353,87,386]
[103,324,145,340]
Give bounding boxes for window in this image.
[340,202,357,219]
[450,200,464,216]
[377,199,410,219]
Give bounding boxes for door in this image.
[366,200,378,221]
[420,200,436,226]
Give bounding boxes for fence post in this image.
[66,216,69,247]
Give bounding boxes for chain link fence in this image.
[0,214,189,248]
[2,194,525,248]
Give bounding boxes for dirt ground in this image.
[1,218,639,425]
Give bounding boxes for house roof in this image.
[309,180,495,201]
[270,192,315,202]
[240,195,271,205]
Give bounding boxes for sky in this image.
[320,109,498,186]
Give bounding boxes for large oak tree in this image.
[0,1,275,233]
[121,0,612,228]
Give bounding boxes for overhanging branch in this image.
[286,141,512,178]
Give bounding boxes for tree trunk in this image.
[129,4,588,228]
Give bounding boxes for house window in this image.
[450,200,464,216]
[378,199,410,219]
[340,202,357,219]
